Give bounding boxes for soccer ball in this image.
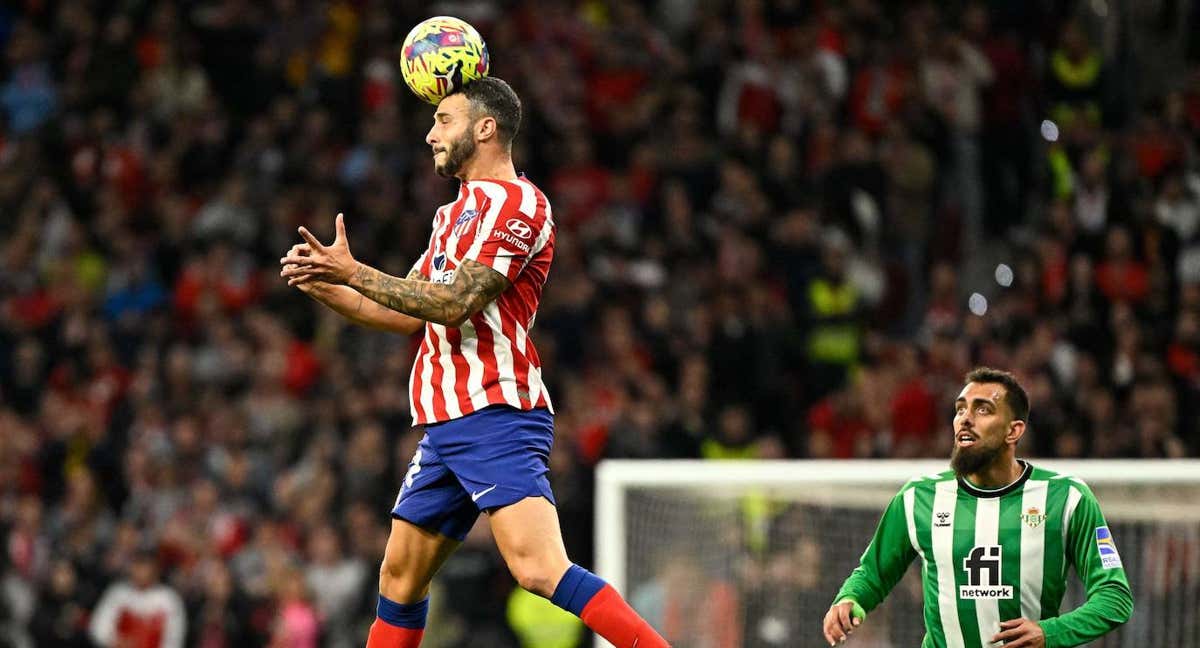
[400,16,490,105]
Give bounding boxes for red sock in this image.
[580,584,670,648]
[365,618,424,648]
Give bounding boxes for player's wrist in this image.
[346,261,366,289]
[300,281,328,298]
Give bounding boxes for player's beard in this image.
[950,432,1005,477]
[435,130,477,178]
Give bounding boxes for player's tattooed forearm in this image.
[350,260,507,327]
[405,267,429,282]
[454,260,510,321]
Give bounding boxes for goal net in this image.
[594,460,1200,648]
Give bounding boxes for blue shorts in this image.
[391,405,556,541]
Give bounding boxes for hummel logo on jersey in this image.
[960,545,1012,599]
[506,218,533,239]
[471,484,498,502]
[934,511,952,527]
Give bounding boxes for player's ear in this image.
[476,115,497,142]
[1006,419,1026,445]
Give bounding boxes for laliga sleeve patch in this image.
[1095,526,1123,569]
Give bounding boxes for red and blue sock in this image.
[366,595,427,648]
[550,564,670,648]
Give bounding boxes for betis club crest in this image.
[1021,507,1047,528]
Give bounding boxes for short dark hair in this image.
[964,367,1030,422]
[456,77,521,146]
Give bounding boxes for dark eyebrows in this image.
[954,397,997,409]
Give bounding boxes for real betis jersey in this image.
[833,461,1133,648]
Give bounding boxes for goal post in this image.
[594,459,1200,647]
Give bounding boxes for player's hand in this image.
[822,600,861,645]
[281,244,325,294]
[991,618,1045,647]
[280,213,357,285]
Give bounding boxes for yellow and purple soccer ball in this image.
[400,16,490,105]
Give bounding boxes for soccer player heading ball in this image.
[824,368,1132,647]
[279,71,669,647]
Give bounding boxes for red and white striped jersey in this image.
[407,175,555,425]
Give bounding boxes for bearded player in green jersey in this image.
[823,367,1133,648]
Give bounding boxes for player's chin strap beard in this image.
[438,134,477,178]
[951,438,999,477]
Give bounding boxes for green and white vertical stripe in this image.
[1018,480,1048,620]
[906,467,1093,647]
[834,463,1133,648]
[931,481,964,648]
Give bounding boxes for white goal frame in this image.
[593,459,1200,647]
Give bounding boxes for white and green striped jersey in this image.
[833,461,1133,648]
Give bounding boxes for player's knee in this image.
[509,561,559,598]
[378,557,421,600]
[379,556,402,583]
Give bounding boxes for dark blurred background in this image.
[2,0,1199,646]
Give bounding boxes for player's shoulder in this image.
[1034,464,1098,497]
[898,469,957,495]
[470,177,549,216]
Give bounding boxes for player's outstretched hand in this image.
[991,618,1045,647]
[822,600,862,646]
[281,244,321,293]
[280,213,358,285]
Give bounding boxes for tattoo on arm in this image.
[452,260,510,321]
[349,259,508,327]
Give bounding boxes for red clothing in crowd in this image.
[1096,260,1149,304]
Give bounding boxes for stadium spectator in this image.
[88,550,186,648]
[28,557,95,647]
[304,524,369,648]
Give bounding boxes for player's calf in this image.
[491,497,670,647]
[548,563,671,648]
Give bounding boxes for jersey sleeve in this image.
[1038,483,1133,648]
[463,187,546,283]
[409,250,430,278]
[832,489,918,613]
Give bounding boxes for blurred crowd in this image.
[2,0,1200,646]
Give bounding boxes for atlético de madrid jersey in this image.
[408,175,555,425]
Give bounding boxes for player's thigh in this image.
[487,496,571,595]
[391,432,480,542]
[434,406,558,512]
[382,433,476,601]
[379,517,461,602]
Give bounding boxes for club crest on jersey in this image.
[453,209,479,235]
[433,253,446,271]
[1095,526,1122,569]
[1021,506,1047,528]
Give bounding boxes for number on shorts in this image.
[398,447,424,502]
